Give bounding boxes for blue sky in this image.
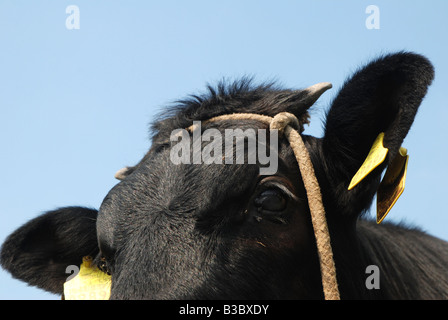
[1,1,447,299]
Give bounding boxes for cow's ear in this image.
[0,207,98,294]
[320,52,434,217]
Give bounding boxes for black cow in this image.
[2,52,447,299]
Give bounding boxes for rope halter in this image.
[190,111,340,300]
[111,82,339,299]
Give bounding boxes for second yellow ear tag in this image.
[63,256,111,300]
[376,147,409,224]
[348,133,389,190]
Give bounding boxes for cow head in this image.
[1,52,434,299]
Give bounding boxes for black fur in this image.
[0,207,98,293]
[2,52,447,299]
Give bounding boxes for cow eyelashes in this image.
[252,187,290,225]
[254,189,287,212]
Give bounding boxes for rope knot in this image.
[269,112,302,137]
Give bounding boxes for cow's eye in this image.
[254,188,287,212]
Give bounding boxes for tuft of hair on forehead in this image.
[114,77,331,180]
[149,77,313,143]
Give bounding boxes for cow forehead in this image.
[102,148,261,219]
[96,149,263,253]
[98,120,303,246]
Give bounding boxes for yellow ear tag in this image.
[63,256,111,300]
[348,133,389,190]
[376,147,409,224]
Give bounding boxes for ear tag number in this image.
[376,147,409,224]
[63,256,111,300]
[348,133,388,190]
